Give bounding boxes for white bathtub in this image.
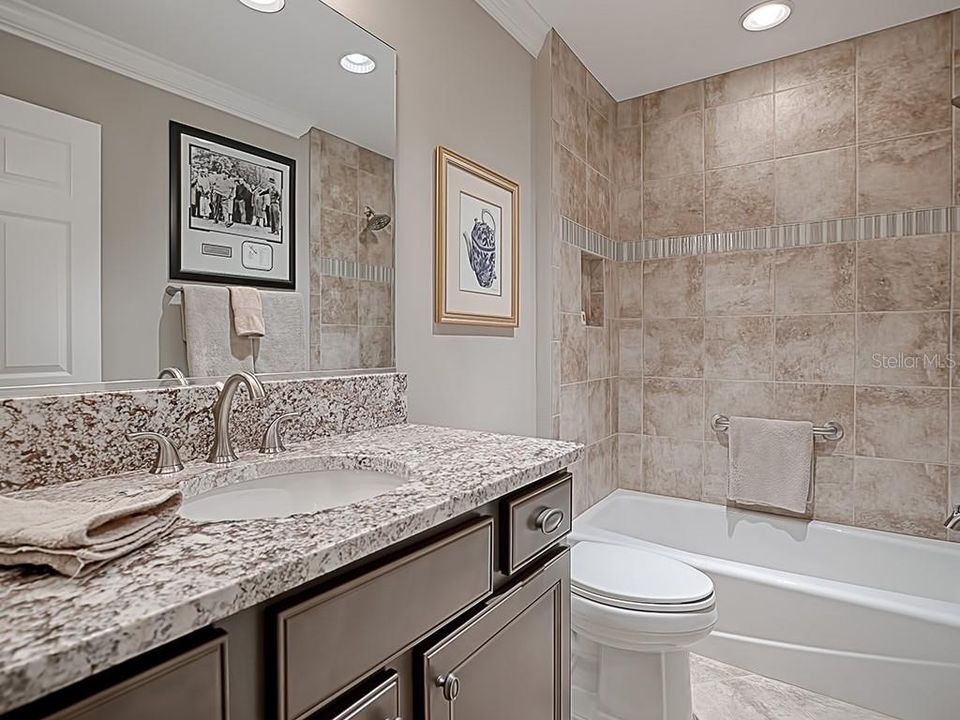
[571,490,960,720]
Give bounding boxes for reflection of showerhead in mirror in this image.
[363,206,392,232]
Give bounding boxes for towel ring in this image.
[710,414,843,442]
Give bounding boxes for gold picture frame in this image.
[434,146,520,327]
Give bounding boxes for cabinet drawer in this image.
[503,473,572,574]
[419,548,570,720]
[44,634,227,720]
[308,673,398,720]
[275,517,493,720]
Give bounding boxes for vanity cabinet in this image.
[419,548,570,720]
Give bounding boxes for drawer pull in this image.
[436,673,461,702]
[536,508,565,535]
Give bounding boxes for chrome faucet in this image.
[208,371,266,464]
[945,505,960,531]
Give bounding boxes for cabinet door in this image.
[419,548,569,720]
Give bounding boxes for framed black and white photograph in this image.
[170,121,296,289]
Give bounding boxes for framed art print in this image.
[434,146,519,327]
[170,121,296,289]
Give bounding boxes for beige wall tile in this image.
[858,131,952,214]
[614,125,643,187]
[559,241,582,314]
[586,168,612,237]
[617,262,643,318]
[587,326,611,380]
[774,243,855,314]
[644,318,704,378]
[704,317,774,381]
[854,457,947,539]
[643,112,704,179]
[358,223,393,267]
[703,380,777,441]
[774,383,855,455]
[856,311,950,386]
[358,325,392,368]
[857,63,950,144]
[320,208,357,261]
[774,314,855,384]
[704,96,774,169]
[644,378,704,440]
[320,159,359,215]
[643,173,705,239]
[643,256,704,317]
[642,81,703,123]
[705,63,773,107]
[775,76,855,156]
[552,33,586,95]
[560,381,587,444]
[586,72,616,119]
[857,14,951,74]
[320,130,359,167]
[702,442,729,504]
[554,78,587,157]
[587,106,612,176]
[813,455,855,524]
[618,433,644,490]
[358,281,393,327]
[856,386,948,463]
[704,250,774,315]
[586,379,612,444]
[774,40,855,91]
[321,276,358,325]
[618,319,643,377]
[320,325,359,369]
[617,97,642,128]
[619,377,643,434]
[774,147,856,223]
[857,235,950,312]
[358,147,391,176]
[642,436,704,500]
[615,187,642,242]
[561,311,587,384]
[556,144,587,226]
[704,163,775,233]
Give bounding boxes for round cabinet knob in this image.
[536,507,565,535]
[435,673,461,702]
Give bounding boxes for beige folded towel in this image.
[0,490,181,577]
[728,416,813,514]
[183,284,254,377]
[230,286,265,338]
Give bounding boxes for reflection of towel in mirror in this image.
[183,285,254,377]
[0,490,182,577]
[255,291,306,373]
[230,286,265,338]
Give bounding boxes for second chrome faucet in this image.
[208,372,266,464]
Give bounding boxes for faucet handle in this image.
[260,412,302,455]
[127,432,184,475]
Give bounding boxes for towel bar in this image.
[710,414,843,441]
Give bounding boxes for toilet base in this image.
[573,631,696,720]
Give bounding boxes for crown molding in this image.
[0,0,312,138]
[474,0,550,57]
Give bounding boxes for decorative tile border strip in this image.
[562,206,960,262]
[319,258,395,283]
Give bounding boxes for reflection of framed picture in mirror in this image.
[434,146,519,327]
[170,121,296,289]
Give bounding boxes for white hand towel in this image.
[0,489,181,577]
[255,291,307,373]
[229,286,265,338]
[183,285,254,377]
[727,416,813,514]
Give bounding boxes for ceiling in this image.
[480,0,960,100]
[8,0,396,155]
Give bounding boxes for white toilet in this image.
[570,541,718,720]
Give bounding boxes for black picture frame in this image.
[169,121,296,290]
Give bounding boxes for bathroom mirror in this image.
[0,0,396,393]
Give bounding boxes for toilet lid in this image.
[571,542,715,612]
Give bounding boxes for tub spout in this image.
[945,505,960,530]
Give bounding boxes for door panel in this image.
[0,93,101,386]
[420,548,570,720]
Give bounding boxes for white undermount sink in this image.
[179,468,407,521]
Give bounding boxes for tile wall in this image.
[308,129,395,371]
[546,13,960,539]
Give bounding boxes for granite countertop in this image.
[0,423,581,714]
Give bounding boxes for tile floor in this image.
[690,655,894,720]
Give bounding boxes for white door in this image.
[0,94,101,387]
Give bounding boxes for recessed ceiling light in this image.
[237,0,285,13]
[340,53,376,74]
[740,1,793,31]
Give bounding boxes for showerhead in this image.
[363,206,392,232]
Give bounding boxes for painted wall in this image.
[325,0,539,436]
[0,31,310,382]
